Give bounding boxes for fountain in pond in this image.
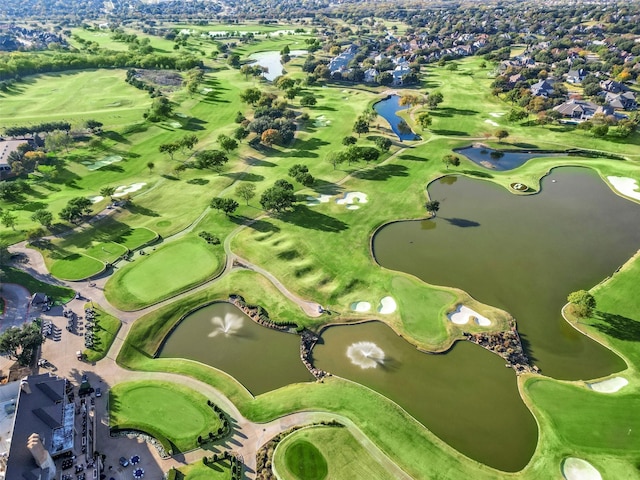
[208,312,244,337]
[347,341,385,369]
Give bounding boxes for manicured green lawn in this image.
[85,241,128,263]
[176,460,232,479]
[118,227,158,250]
[276,426,395,480]
[104,236,223,310]
[109,380,222,453]
[50,253,104,281]
[0,70,151,129]
[282,438,328,480]
[2,267,75,303]
[83,304,121,362]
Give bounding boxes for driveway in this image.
[0,283,31,333]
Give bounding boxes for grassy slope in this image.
[109,380,222,452]
[83,304,121,362]
[177,460,232,479]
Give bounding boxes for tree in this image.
[591,124,609,138]
[45,131,72,153]
[426,92,444,109]
[353,118,369,137]
[327,151,345,170]
[399,94,421,108]
[0,322,44,366]
[180,134,199,153]
[494,129,509,142]
[159,142,180,160]
[300,94,317,107]
[195,150,228,172]
[100,186,116,202]
[217,134,238,153]
[417,112,432,130]
[240,87,261,105]
[59,197,92,224]
[147,161,155,173]
[442,154,461,170]
[425,200,440,217]
[233,127,249,141]
[0,210,17,230]
[374,137,392,152]
[210,197,239,216]
[260,181,296,212]
[149,96,173,119]
[235,183,256,205]
[227,54,241,68]
[85,119,103,133]
[31,209,53,228]
[288,164,315,186]
[261,128,280,146]
[342,136,357,146]
[567,290,596,318]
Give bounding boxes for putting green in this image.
[117,227,158,250]
[276,426,396,480]
[109,381,222,452]
[50,254,104,281]
[105,236,221,310]
[85,241,128,263]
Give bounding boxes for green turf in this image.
[176,460,233,479]
[49,253,104,281]
[104,236,223,310]
[283,438,328,480]
[1,267,75,303]
[83,304,121,362]
[85,241,128,263]
[109,380,222,453]
[117,227,158,250]
[0,70,151,130]
[276,426,396,480]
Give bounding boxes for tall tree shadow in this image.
[592,311,640,342]
[281,205,348,232]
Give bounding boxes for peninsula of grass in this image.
[118,227,158,250]
[1,267,75,303]
[104,235,223,310]
[109,380,222,453]
[275,426,395,480]
[85,241,128,264]
[83,304,121,362]
[49,253,104,281]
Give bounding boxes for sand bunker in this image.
[587,376,628,393]
[346,205,360,210]
[562,458,602,480]
[377,296,397,314]
[113,183,146,197]
[169,121,182,128]
[336,192,368,206]
[88,195,104,204]
[607,176,640,201]
[306,194,332,206]
[448,305,491,326]
[314,115,331,127]
[485,119,499,127]
[84,155,123,171]
[350,301,371,312]
[490,112,505,117]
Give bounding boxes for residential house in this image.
[566,68,587,84]
[392,65,411,86]
[364,68,379,83]
[553,99,614,120]
[600,79,628,93]
[530,79,554,97]
[605,91,637,111]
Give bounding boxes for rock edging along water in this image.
[464,320,539,375]
[228,295,330,381]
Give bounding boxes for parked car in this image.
[119,457,129,467]
[95,387,101,397]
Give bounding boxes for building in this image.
[566,68,586,84]
[530,79,554,97]
[0,139,27,181]
[3,374,74,480]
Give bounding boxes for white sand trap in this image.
[306,194,332,206]
[607,176,640,201]
[88,195,104,204]
[313,115,331,127]
[169,121,182,128]
[562,458,602,480]
[86,155,123,171]
[350,301,371,312]
[175,113,188,118]
[336,192,368,206]
[346,205,360,210]
[201,88,213,94]
[448,305,491,326]
[113,183,147,197]
[587,376,629,393]
[485,119,499,127]
[490,112,505,117]
[377,296,397,314]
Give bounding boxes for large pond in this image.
[454,145,562,171]
[313,321,538,471]
[248,50,307,81]
[373,167,640,380]
[374,95,420,141]
[158,303,313,395]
